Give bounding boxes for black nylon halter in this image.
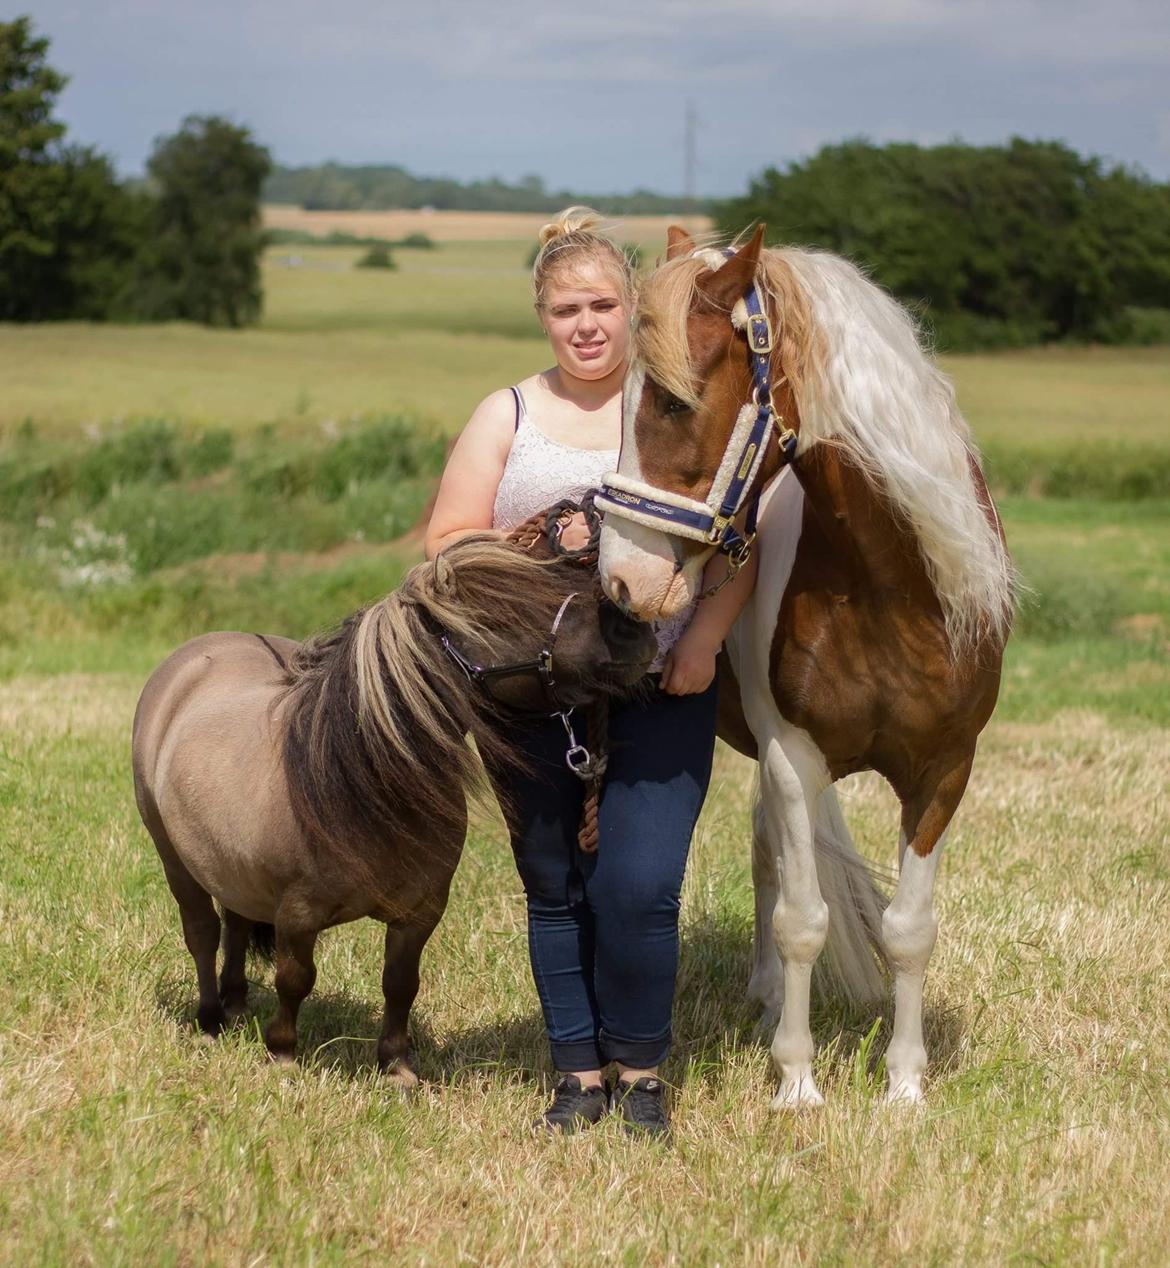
[439,592,595,776]
[440,591,576,712]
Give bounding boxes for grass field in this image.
[262,204,715,247]
[2,228,1169,1263]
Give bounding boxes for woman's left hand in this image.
[559,511,591,551]
[660,637,718,696]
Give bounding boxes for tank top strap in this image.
[510,385,527,432]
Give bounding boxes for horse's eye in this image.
[662,395,689,418]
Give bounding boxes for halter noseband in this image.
[593,247,797,577]
[440,591,595,776]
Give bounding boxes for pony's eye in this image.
[662,395,689,418]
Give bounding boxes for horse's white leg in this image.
[729,470,804,1034]
[755,723,831,1109]
[746,793,784,1022]
[882,832,944,1104]
[882,756,971,1103]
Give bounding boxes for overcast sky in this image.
[23,0,1170,195]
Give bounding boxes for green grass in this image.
[2,229,1169,1262]
[2,239,1169,453]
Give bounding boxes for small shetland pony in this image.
[599,227,1013,1106]
[133,538,655,1082]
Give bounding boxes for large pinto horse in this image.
[133,537,655,1082]
[597,227,1013,1107]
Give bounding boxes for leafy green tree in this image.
[0,16,143,320]
[137,115,271,327]
[718,139,1170,349]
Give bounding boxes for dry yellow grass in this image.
[263,204,713,249]
[2,665,1168,1263]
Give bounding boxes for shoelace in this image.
[615,1078,667,1124]
[549,1078,605,1113]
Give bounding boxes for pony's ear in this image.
[695,224,766,313]
[433,554,456,596]
[665,225,696,260]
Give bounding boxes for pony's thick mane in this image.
[281,538,586,891]
[636,245,1015,651]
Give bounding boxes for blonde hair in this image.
[532,205,636,308]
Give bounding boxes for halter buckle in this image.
[707,513,732,544]
[747,310,773,354]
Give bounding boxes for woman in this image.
[425,209,755,1135]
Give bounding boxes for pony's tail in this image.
[812,789,890,1007]
[249,921,277,963]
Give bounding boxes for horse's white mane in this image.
[764,248,1014,650]
[636,244,1015,652]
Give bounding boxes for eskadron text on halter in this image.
[593,246,797,578]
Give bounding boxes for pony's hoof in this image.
[771,1077,825,1111]
[382,1060,420,1092]
[267,1047,297,1066]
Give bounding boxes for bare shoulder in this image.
[468,387,518,430]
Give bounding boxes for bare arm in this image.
[660,524,759,696]
[423,389,517,560]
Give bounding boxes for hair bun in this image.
[537,205,602,247]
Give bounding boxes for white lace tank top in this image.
[491,385,693,671]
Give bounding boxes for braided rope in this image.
[575,695,609,853]
[505,495,609,853]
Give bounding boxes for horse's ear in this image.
[695,224,766,313]
[665,225,696,260]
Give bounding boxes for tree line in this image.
[5,17,1170,347]
[1,18,269,326]
[264,164,713,216]
[717,139,1170,349]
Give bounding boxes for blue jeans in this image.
[498,677,719,1071]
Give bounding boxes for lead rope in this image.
[506,493,610,854]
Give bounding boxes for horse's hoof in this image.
[885,1078,925,1106]
[266,1048,297,1066]
[771,1077,825,1111]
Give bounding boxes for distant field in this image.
[263,204,713,247]
[2,239,1168,451]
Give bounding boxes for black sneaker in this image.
[535,1075,609,1135]
[611,1076,670,1137]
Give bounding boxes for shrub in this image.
[981,443,1170,500]
[0,414,446,576]
[1012,553,1126,641]
[355,244,396,270]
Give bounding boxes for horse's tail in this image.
[812,788,890,1007]
[249,921,277,962]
